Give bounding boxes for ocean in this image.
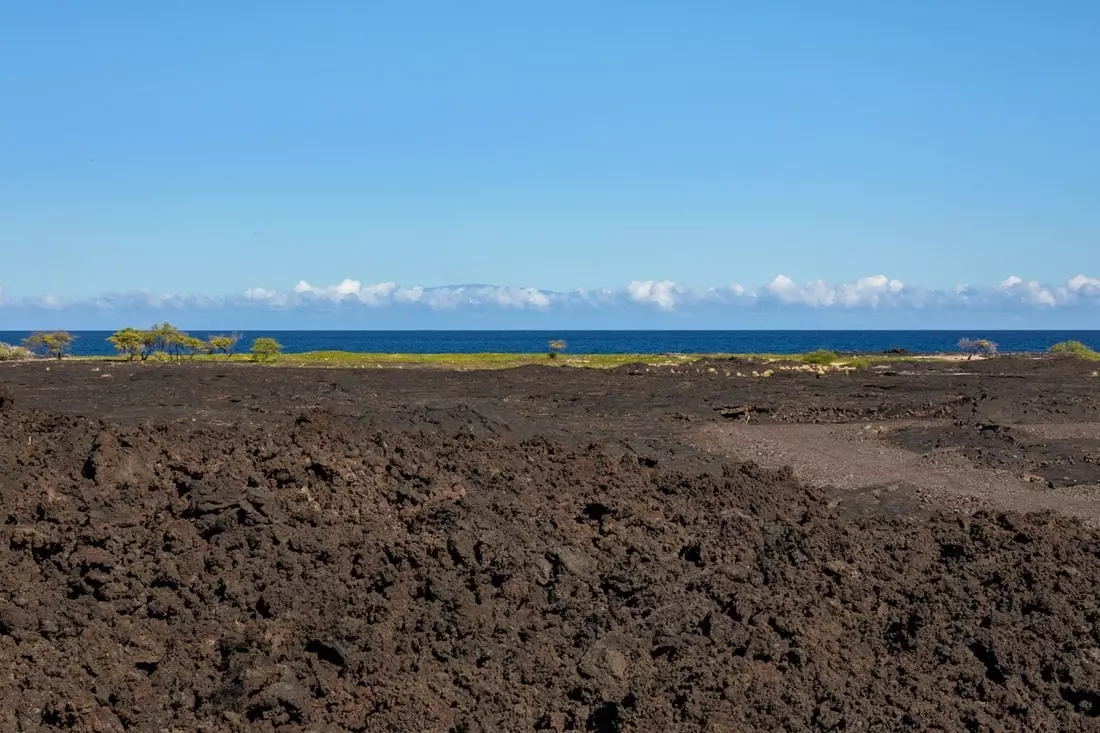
[2,330,1098,357]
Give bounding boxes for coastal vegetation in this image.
[208,334,240,356]
[105,325,240,361]
[249,337,283,362]
[45,348,929,371]
[1049,340,1100,360]
[2,328,1096,371]
[801,349,839,365]
[957,338,998,359]
[22,331,75,360]
[0,342,36,361]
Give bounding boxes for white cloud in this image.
[292,279,397,304]
[837,275,905,308]
[998,275,1056,307]
[763,274,908,308]
[417,286,468,310]
[400,285,554,310]
[243,287,290,307]
[571,287,620,306]
[627,280,679,309]
[3,274,1099,315]
[765,275,835,306]
[1022,283,1056,307]
[493,287,552,309]
[393,286,424,303]
[766,275,815,305]
[1068,274,1100,295]
[763,274,797,302]
[358,282,399,304]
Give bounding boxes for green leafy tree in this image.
[107,327,145,361]
[182,336,208,358]
[207,334,239,357]
[250,337,282,362]
[23,331,75,360]
[150,323,187,359]
[139,330,158,361]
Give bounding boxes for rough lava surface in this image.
[4,390,1100,731]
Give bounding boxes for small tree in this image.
[182,336,208,358]
[149,322,187,360]
[139,330,158,361]
[107,327,145,361]
[958,338,997,360]
[207,334,239,357]
[548,339,567,359]
[250,337,282,362]
[23,331,75,360]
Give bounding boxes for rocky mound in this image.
[2,408,1100,731]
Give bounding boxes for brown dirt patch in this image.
[697,422,1100,523]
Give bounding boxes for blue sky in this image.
[1,1,1098,328]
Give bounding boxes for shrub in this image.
[846,357,872,370]
[548,339,567,359]
[958,338,998,359]
[1049,341,1100,360]
[0,342,34,361]
[23,331,75,360]
[801,349,838,365]
[250,337,283,362]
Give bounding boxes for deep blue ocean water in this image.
[2,330,1099,357]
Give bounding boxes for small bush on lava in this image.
[0,342,35,361]
[1049,341,1100,361]
[802,350,839,365]
[251,337,283,362]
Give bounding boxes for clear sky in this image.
[1,1,1098,327]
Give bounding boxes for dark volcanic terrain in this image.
[2,357,1100,731]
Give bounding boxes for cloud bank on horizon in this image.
[2,274,1099,311]
[1,274,1098,330]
